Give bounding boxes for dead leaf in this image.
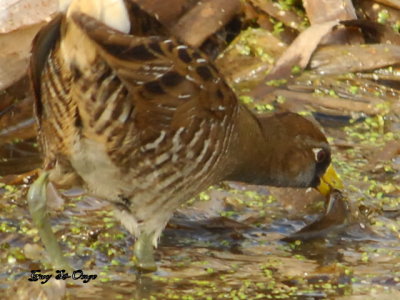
[311,44,400,75]
[250,20,339,100]
[303,0,362,44]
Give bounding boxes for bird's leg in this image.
[133,232,157,272]
[27,172,71,271]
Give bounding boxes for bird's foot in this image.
[133,233,157,272]
[27,172,71,271]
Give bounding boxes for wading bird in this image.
[28,0,341,272]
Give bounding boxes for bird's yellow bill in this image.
[317,164,343,197]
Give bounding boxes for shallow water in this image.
[1,115,400,299]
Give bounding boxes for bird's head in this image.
[251,112,343,196]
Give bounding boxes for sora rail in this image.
[28,0,341,272]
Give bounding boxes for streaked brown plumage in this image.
[29,0,341,271]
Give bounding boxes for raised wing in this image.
[69,11,238,155]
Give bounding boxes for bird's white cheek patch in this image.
[312,147,323,162]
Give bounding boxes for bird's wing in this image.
[70,11,238,149]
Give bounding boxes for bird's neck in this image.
[225,106,278,185]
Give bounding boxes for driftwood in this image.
[132,0,194,26]
[250,0,306,32]
[273,89,385,115]
[374,0,400,9]
[171,0,241,48]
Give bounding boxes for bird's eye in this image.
[313,148,327,163]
